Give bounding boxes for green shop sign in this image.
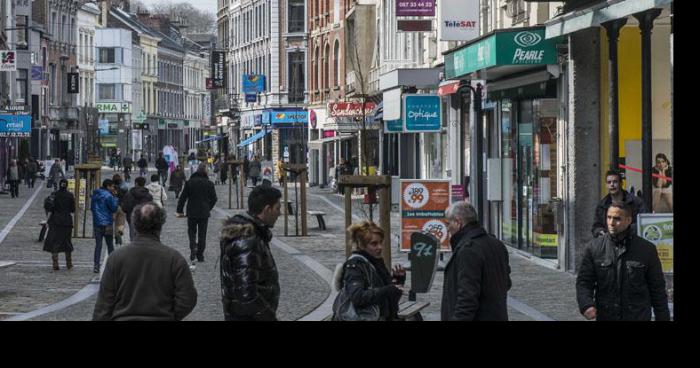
[445,28,559,79]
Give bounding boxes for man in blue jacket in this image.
[91,179,119,273]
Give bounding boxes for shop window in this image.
[500,100,517,245]
[531,99,559,259]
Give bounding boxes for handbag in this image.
[332,254,381,321]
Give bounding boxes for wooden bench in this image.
[397,301,430,321]
[307,210,327,230]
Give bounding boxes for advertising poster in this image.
[401,180,451,252]
[638,213,673,302]
[261,160,274,182]
[67,179,87,208]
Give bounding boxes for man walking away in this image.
[121,176,154,241]
[155,152,169,187]
[26,158,38,188]
[177,163,218,263]
[91,179,119,273]
[49,158,64,191]
[92,203,197,321]
[6,159,20,198]
[441,201,511,321]
[577,201,670,321]
[137,155,148,177]
[592,170,646,238]
[146,174,168,208]
[122,155,133,182]
[219,185,282,321]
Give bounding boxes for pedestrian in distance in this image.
[26,158,38,188]
[121,176,154,242]
[332,221,405,321]
[592,170,646,238]
[170,165,186,199]
[137,154,148,178]
[92,203,197,321]
[6,159,20,198]
[43,179,75,271]
[219,185,282,321]
[49,158,64,191]
[576,201,670,321]
[441,201,511,321]
[249,155,261,187]
[155,152,169,187]
[111,174,129,246]
[243,155,250,186]
[219,156,229,185]
[91,179,120,273]
[122,155,133,182]
[176,163,218,263]
[146,174,168,209]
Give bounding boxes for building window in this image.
[98,84,116,100]
[288,52,305,103]
[288,0,305,33]
[50,64,57,105]
[333,40,340,87]
[16,15,28,50]
[15,69,28,105]
[98,48,118,63]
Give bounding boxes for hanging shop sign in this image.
[396,0,435,17]
[68,72,79,93]
[445,27,559,80]
[243,74,266,94]
[403,94,441,132]
[385,119,403,133]
[31,66,43,80]
[0,114,31,137]
[439,0,479,41]
[400,180,452,252]
[328,102,376,118]
[397,20,433,32]
[96,102,131,113]
[211,51,226,88]
[245,94,257,103]
[0,50,17,71]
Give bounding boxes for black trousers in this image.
[187,217,208,256]
[8,180,19,197]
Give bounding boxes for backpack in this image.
[331,254,381,321]
[44,193,56,212]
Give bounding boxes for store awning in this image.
[544,0,672,39]
[237,129,270,148]
[195,135,226,144]
[437,80,463,96]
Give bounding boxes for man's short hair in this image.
[197,163,207,173]
[608,200,633,218]
[102,179,114,189]
[606,170,622,181]
[132,202,166,235]
[151,174,160,182]
[135,176,146,187]
[446,201,478,226]
[248,185,282,215]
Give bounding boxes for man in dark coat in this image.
[43,179,75,271]
[177,163,218,262]
[577,200,670,321]
[93,203,197,321]
[592,170,646,238]
[155,152,169,186]
[441,201,511,321]
[121,176,154,242]
[26,158,38,188]
[219,185,281,321]
[137,155,148,177]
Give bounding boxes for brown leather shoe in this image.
[65,252,73,270]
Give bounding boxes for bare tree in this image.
[148,1,216,35]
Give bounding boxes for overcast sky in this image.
[140,0,218,15]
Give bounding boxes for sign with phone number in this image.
[396,0,435,17]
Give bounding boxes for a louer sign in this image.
[445,27,559,79]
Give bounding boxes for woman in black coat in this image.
[43,179,75,271]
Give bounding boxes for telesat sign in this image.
[328,102,376,117]
[440,0,479,41]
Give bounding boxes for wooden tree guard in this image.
[227,160,245,209]
[281,163,308,237]
[338,175,392,269]
[73,164,102,238]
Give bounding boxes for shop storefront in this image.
[444,26,566,263]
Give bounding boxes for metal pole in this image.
[634,9,661,212]
[602,19,627,171]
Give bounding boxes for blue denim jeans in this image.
[94,225,114,267]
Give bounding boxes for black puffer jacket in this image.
[176,172,217,218]
[441,224,511,321]
[592,190,646,237]
[219,213,279,321]
[576,228,670,321]
[121,186,153,222]
[335,250,402,321]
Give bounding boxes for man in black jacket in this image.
[577,200,670,321]
[155,152,169,186]
[93,203,197,321]
[177,163,218,262]
[441,201,511,321]
[137,155,148,177]
[219,185,281,321]
[121,176,153,241]
[592,170,646,237]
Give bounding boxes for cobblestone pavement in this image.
[1,169,585,321]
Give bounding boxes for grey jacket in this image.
[92,233,197,321]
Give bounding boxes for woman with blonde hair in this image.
[332,221,405,321]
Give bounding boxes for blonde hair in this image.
[347,221,384,250]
